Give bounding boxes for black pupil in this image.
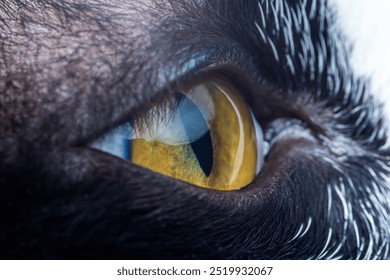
[175,92,213,177]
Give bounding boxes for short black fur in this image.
[0,0,389,259]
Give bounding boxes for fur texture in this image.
[0,0,389,259]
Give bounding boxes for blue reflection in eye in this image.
[175,91,213,176]
[174,91,209,144]
[90,86,216,162]
[90,123,132,160]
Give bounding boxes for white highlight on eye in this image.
[132,84,215,145]
[214,85,245,184]
[252,112,267,175]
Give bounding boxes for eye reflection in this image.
[91,79,265,190]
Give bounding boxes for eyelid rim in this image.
[75,46,313,149]
[74,52,258,148]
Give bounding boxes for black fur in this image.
[0,0,389,259]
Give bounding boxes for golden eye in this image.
[91,79,265,190]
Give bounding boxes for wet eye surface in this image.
[91,78,265,190]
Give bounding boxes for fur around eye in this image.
[1,0,389,261]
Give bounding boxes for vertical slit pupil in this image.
[124,138,131,161]
[175,92,213,177]
[189,130,213,177]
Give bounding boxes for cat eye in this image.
[90,78,266,190]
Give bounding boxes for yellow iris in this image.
[131,80,260,190]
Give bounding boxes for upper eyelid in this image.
[74,52,243,147]
[82,34,329,148]
[3,1,364,148]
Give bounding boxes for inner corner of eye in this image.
[90,79,266,191]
